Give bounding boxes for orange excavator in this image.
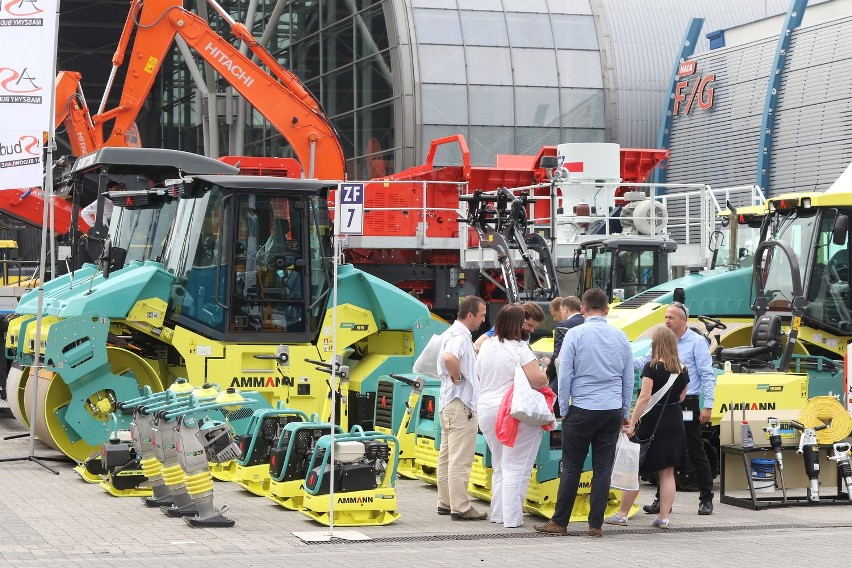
[0,0,345,237]
[52,0,344,180]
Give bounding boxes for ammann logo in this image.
[338,496,373,504]
[718,402,776,414]
[230,376,286,388]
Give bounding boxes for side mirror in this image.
[833,213,848,246]
[572,249,582,270]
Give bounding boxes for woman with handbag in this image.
[476,304,549,528]
[605,326,689,529]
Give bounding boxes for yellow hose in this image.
[799,396,852,444]
[184,471,214,495]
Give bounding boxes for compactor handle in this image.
[389,373,422,389]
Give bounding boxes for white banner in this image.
[0,0,58,131]
[0,0,58,191]
[0,130,44,187]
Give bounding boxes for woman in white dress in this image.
[476,304,548,528]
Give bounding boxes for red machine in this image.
[334,136,668,320]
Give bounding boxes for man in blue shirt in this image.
[534,288,633,538]
[636,301,716,515]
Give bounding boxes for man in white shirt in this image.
[436,295,487,521]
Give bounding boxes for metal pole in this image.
[327,185,343,537]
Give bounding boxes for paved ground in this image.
[1,408,851,567]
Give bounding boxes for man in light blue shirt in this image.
[635,301,716,516]
[534,288,633,537]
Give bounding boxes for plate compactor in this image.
[266,419,344,510]
[218,405,309,495]
[301,427,401,526]
[373,373,440,479]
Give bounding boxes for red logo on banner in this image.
[3,0,43,16]
[20,134,39,155]
[0,134,39,156]
[0,67,41,93]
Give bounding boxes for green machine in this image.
[5,147,447,463]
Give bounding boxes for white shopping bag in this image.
[610,432,640,491]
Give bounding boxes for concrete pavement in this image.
[1,408,850,567]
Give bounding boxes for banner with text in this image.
[0,0,58,191]
[0,130,44,187]
[0,0,57,131]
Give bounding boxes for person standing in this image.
[638,301,717,516]
[436,295,488,520]
[605,326,689,529]
[476,304,549,528]
[474,301,545,352]
[546,296,584,415]
[548,296,564,323]
[534,288,633,537]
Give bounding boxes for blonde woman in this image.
[605,326,689,529]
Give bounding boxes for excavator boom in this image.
[86,0,344,179]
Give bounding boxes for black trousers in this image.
[680,396,714,503]
[552,406,623,528]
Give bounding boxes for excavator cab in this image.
[160,176,334,343]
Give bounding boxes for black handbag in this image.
[631,378,676,467]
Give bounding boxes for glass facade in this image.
[412,2,605,164]
[157,0,396,179]
[152,0,606,174]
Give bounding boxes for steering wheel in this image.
[697,315,726,332]
[828,260,849,285]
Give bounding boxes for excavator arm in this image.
[61,0,344,179]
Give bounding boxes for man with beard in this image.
[474,302,545,351]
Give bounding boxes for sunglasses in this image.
[671,301,689,318]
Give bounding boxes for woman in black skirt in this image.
[605,326,689,529]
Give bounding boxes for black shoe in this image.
[642,499,672,515]
[642,500,660,514]
[437,506,451,516]
[698,501,713,515]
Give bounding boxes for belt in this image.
[684,394,700,400]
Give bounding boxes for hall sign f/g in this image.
[338,182,364,235]
[673,60,715,115]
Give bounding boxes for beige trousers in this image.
[437,398,479,513]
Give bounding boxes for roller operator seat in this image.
[716,314,782,363]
